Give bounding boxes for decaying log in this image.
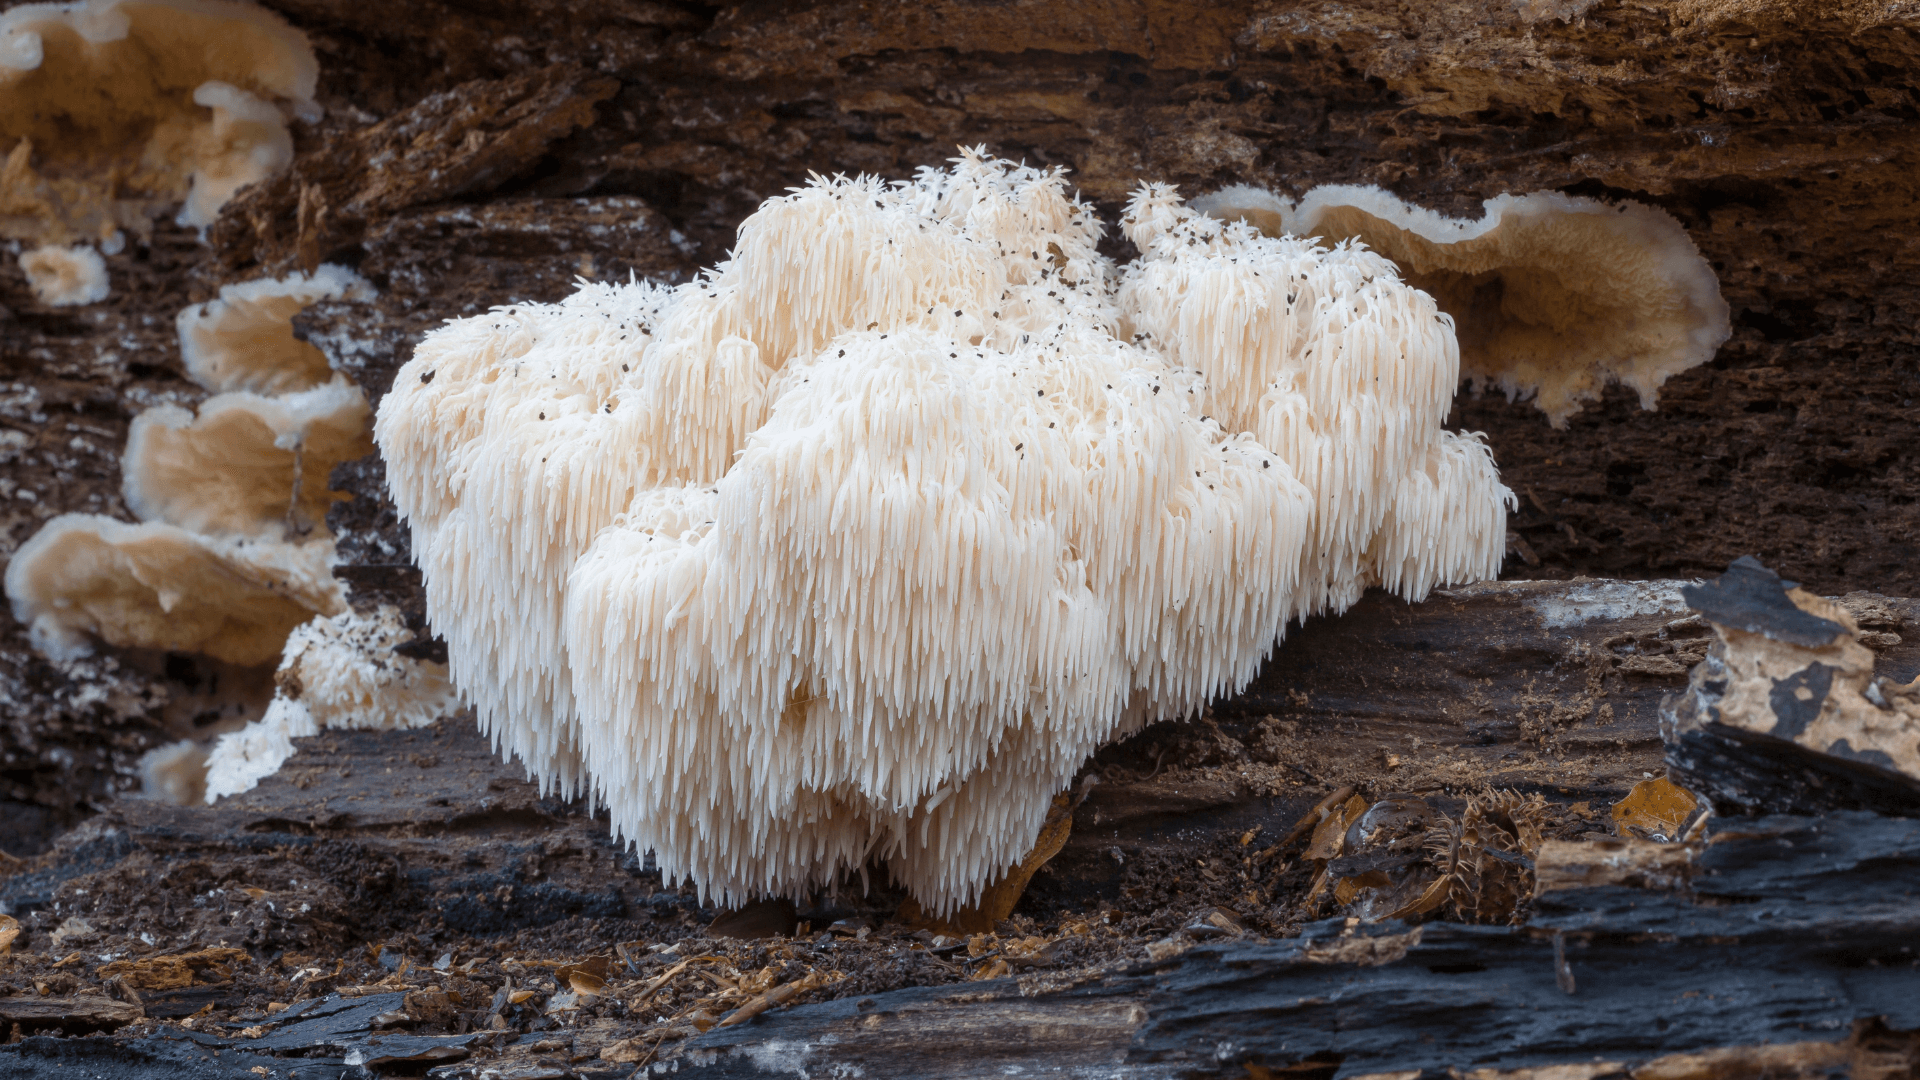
[678,813,1920,1078]
[0,995,143,1033]
[1663,558,1920,818]
[2,579,1915,1078]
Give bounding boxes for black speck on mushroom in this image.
[420,370,435,384]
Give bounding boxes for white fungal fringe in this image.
[374,149,1514,916]
[203,605,461,802]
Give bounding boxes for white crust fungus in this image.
[1195,184,1731,427]
[375,151,1513,915]
[122,378,373,539]
[4,513,344,666]
[18,242,108,305]
[203,606,460,802]
[178,265,376,394]
[0,0,317,243]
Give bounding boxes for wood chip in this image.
[716,971,827,1028]
[0,995,143,1029]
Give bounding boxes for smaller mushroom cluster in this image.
[1192,184,1730,426]
[203,605,460,801]
[6,263,465,805]
[7,267,373,667]
[16,241,109,306]
[0,0,318,247]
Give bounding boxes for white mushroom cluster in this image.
[203,605,460,802]
[376,151,1514,914]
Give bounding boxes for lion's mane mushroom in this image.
[0,0,317,244]
[17,242,108,305]
[177,264,376,394]
[122,378,372,539]
[1120,185,1513,619]
[375,151,1512,914]
[1192,184,1731,426]
[203,606,460,801]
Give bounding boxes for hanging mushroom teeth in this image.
[375,149,1514,917]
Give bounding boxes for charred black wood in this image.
[680,813,1920,1079]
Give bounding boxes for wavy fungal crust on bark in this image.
[0,0,318,243]
[1193,184,1731,427]
[177,264,376,394]
[4,265,374,670]
[375,150,1513,916]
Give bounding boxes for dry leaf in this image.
[1307,794,1370,861]
[555,955,612,999]
[96,948,248,990]
[0,914,17,957]
[601,1038,648,1063]
[1280,785,1357,848]
[716,971,828,1028]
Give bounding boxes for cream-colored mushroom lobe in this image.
[121,379,373,539]
[4,513,345,666]
[1195,183,1731,426]
[0,0,318,242]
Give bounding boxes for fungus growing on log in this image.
[375,151,1512,914]
[17,242,107,305]
[4,266,373,668]
[122,379,372,539]
[203,606,460,802]
[1121,185,1513,616]
[3,514,343,665]
[1193,185,1731,426]
[138,739,208,804]
[0,0,318,243]
[177,265,376,394]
